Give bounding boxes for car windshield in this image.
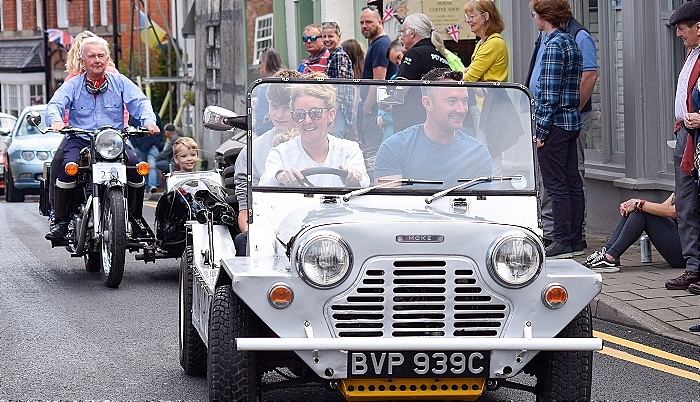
[249,78,535,196]
[0,116,16,134]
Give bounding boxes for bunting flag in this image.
[138,10,169,51]
[446,24,460,43]
[381,5,397,24]
[45,29,73,49]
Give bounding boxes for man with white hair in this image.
[393,13,451,132]
[44,36,160,244]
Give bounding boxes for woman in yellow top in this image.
[463,0,508,82]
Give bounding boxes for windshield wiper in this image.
[425,176,523,204]
[343,178,443,201]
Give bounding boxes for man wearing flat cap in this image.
[666,0,700,292]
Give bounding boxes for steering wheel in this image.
[297,167,348,187]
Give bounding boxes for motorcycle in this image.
[30,113,155,288]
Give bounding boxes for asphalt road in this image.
[1,199,698,401]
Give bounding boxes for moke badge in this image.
[396,235,444,243]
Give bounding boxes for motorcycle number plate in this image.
[93,163,127,185]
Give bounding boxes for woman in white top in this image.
[259,83,369,188]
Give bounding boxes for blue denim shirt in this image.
[46,72,157,138]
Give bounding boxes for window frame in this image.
[253,13,274,65]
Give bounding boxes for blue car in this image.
[2,105,63,202]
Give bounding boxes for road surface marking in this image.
[598,346,700,382]
[594,330,700,369]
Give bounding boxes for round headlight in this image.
[296,234,352,288]
[94,129,124,159]
[487,232,542,288]
[21,151,35,161]
[36,151,50,160]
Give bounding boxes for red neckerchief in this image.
[86,75,106,98]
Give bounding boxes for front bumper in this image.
[236,336,602,352]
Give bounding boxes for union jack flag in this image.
[381,5,397,24]
[45,29,73,49]
[446,24,460,43]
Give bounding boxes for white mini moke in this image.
[179,78,602,402]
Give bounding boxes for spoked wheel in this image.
[100,187,126,288]
[208,285,259,402]
[179,244,207,375]
[84,251,100,272]
[534,305,593,402]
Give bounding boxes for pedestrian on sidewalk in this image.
[526,0,598,253]
[584,193,684,273]
[529,0,584,260]
[665,2,700,293]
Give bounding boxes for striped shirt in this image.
[300,49,330,74]
[534,30,583,141]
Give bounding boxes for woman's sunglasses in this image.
[291,107,330,123]
[302,35,319,42]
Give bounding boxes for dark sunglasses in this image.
[302,35,319,42]
[291,107,330,123]
[322,21,338,27]
[362,4,378,10]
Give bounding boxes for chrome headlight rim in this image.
[294,231,353,289]
[94,128,124,160]
[487,231,542,289]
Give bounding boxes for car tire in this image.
[534,305,593,402]
[179,244,207,376]
[208,284,259,402]
[223,148,241,166]
[223,165,236,179]
[5,167,25,202]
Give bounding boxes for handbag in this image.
[478,88,525,155]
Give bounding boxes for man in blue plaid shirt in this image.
[531,0,584,259]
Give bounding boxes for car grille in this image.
[327,257,509,338]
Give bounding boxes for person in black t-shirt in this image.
[393,13,451,133]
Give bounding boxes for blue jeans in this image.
[332,109,348,138]
[135,147,160,189]
[605,212,684,268]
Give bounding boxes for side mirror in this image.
[26,112,42,128]
[377,86,405,105]
[203,106,248,132]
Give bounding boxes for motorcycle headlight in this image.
[94,129,124,160]
[487,232,542,288]
[295,233,352,288]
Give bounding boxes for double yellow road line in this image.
[594,331,700,382]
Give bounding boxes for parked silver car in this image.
[180,79,602,402]
[3,105,63,202]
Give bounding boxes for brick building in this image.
[0,0,175,117]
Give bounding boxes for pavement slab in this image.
[578,235,700,346]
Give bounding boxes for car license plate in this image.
[347,351,489,378]
[93,163,127,185]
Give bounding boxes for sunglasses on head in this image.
[362,4,378,10]
[290,107,330,123]
[302,35,319,42]
[322,21,338,27]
